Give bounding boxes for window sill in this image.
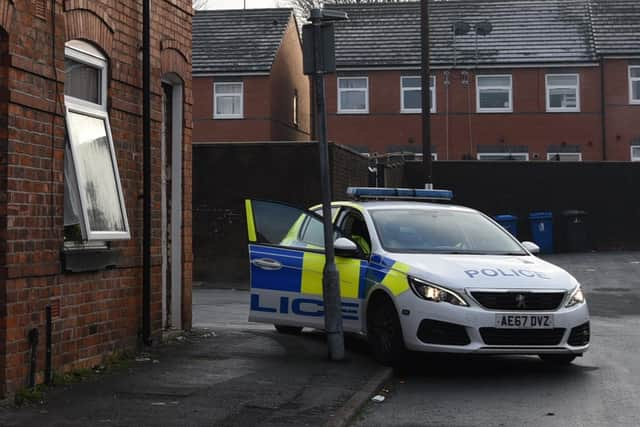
[62,246,120,273]
[476,109,513,114]
[213,115,244,120]
[337,110,369,115]
[546,109,580,113]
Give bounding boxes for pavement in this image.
[352,251,640,427]
[0,288,389,427]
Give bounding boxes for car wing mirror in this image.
[521,241,540,254]
[334,237,360,257]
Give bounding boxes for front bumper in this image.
[396,291,590,355]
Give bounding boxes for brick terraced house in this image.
[0,0,192,396]
[327,0,640,161]
[192,8,311,144]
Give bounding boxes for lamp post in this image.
[303,8,349,361]
[421,0,432,189]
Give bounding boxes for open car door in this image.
[245,200,366,332]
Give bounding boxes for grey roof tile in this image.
[193,8,294,74]
[332,0,598,68]
[589,0,640,56]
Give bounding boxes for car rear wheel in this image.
[274,325,303,335]
[539,354,577,365]
[367,294,405,366]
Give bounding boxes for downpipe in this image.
[27,328,39,389]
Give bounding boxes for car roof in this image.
[333,200,478,213]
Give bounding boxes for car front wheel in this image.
[367,294,405,366]
[539,354,577,365]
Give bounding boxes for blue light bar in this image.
[346,187,453,201]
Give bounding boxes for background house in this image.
[0,0,192,396]
[193,8,311,143]
[327,0,639,161]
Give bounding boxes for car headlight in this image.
[565,286,586,307]
[408,276,469,307]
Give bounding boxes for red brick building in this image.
[326,0,640,162]
[0,0,192,396]
[192,8,311,144]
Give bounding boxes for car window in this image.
[339,210,372,255]
[370,209,526,255]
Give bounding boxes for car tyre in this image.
[539,354,577,365]
[274,325,303,335]
[367,294,405,366]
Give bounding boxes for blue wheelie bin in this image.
[494,214,518,238]
[528,212,553,253]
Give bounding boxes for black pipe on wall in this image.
[27,328,39,389]
[142,0,152,345]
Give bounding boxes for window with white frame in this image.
[631,145,640,161]
[214,82,243,118]
[64,40,130,241]
[476,75,512,112]
[292,89,298,127]
[400,76,435,113]
[546,74,580,112]
[477,152,529,161]
[547,152,582,161]
[630,66,640,104]
[338,77,368,113]
[411,153,438,161]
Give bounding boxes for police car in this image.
[245,188,590,365]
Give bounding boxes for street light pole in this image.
[309,9,344,361]
[421,0,433,189]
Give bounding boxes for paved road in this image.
[352,252,640,427]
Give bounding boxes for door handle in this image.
[252,258,282,271]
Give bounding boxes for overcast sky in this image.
[202,0,281,9]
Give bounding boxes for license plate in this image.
[495,314,554,329]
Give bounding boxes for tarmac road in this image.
[352,252,640,427]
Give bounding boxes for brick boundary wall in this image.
[0,0,192,396]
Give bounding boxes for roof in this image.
[589,0,640,56]
[339,200,473,213]
[193,8,294,74]
[331,0,599,68]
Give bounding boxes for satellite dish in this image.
[452,21,471,36]
[475,21,493,36]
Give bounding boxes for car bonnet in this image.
[386,252,577,292]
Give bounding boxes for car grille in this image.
[417,319,471,346]
[470,291,565,311]
[480,328,566,346]
[568,322,590,347]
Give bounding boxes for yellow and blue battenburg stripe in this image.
[250,245,411,300]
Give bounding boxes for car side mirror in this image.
[521,241,540,254]
[334,237,360,257]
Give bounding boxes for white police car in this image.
[245,188,589,365]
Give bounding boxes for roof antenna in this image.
[474,21,493,64]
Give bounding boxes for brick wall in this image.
[325,67,624,160]
[603,59,640,160]
[0,0,192,396]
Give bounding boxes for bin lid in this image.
[495,214,517,221]
[562,210,587,217]
[529,212,552,220]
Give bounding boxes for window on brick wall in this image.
[292,89,298,127]
[64,40,130,242]
[214,82,243,118]
[337,77,368,113]
[546,74,580,112]
[400,76,435,113]
[630,66,640,104]
[476,75,512,113]
[631,145,640,162]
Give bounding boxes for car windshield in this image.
[370,209,527,255]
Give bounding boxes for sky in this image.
[202,0,282,9]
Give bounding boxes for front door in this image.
[245,200,367,332]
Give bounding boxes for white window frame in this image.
[547,152,582,161]
[64,41,130,241]
[546,74,580,112]
[214,81,244,119]
[400,75,436,114]
[631,145,640,161]
[337,76,369,114]
[630,66,640,105]
[477,152,529,161]
[476,75,513,113]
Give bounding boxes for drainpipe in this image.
[600,56,607,161]
[142,0,152,345]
